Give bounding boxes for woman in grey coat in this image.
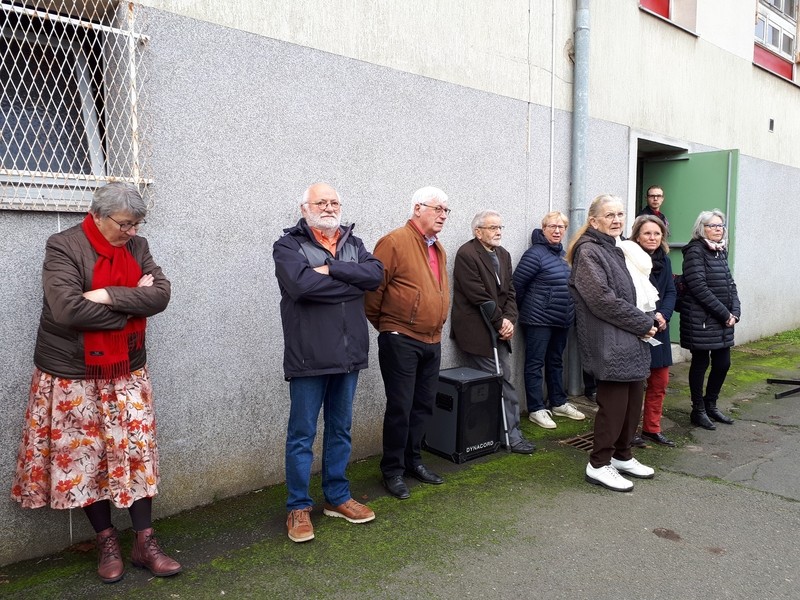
[567,194,657,492]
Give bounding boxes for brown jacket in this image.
[33,223,171,379]
[365,221,449,344]
[450,237,517,357]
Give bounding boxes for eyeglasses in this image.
[477,225,504,231]
[544,224,566,231]
[647,194,664,199]
[420,203,451,216]
[107,216,146,232]
[704,223,726,230]
[600,212,625,221]
[306,199,341,210]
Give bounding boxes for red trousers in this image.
[643,367,669,434]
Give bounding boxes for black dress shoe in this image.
[383,475,410,499]
[641,431,676,447]
[631,434,647,448]
[404,464,444,485]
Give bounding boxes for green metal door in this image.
[640,150,739,343]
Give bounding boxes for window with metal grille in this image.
[0,1,150,212]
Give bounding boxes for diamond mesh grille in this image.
[0,1,150,211]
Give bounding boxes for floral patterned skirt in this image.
[11,367,160,509]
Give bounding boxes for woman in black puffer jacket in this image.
[679,209,741,430]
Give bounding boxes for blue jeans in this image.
[286,371,358,511]
[522,325,569,413]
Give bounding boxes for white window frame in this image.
[756,5,797,61]
[0,3,150,212]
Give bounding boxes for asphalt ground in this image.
[2,330,799,599]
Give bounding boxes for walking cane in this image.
[479,300,511,452]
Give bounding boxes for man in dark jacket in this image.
[273,182,383,543]
[451,210,534,453]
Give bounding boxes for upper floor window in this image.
[0,2,151,212]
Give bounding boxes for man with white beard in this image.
[273,182,383,542]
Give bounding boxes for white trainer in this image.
[611,457,655,479]
[552,402,586,421]
[529,409,556,429]
[585,463,633,492]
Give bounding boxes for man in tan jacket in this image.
[365,186,450,500]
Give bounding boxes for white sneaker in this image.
[611,457,655,479]
[552,402,586,421]
[585,463,633,492]
[528,409,556,429]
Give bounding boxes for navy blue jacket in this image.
[648,249,676,368]
[273,219,383,379]
[679,239,740,351]
[512,228,574,328]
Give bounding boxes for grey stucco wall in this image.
[7,6,796,566]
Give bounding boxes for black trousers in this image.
[590,380,645,468]
[689,348,731,404]
[378,332,441,478]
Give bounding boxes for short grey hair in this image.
[690,209,727,241]
[411,186,448,212]
[90,183,147,219]
[471,210,501,235]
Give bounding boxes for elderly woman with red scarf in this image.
[11,183,180,583]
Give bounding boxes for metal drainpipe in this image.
[566,0,590,396]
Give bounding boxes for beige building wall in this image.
[141,0,799,167]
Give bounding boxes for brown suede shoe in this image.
[131,528,182,577]
[323,498,376,523]
[96,527,124,583]
[287,507,314,542]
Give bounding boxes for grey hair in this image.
[411,186,448,212]
[90,183,147,219]
[301,182,340,206]
[690,209,727,241]
[566,193,623,265]
[471,210,501,235]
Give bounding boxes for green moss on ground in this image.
[4,329,799,599]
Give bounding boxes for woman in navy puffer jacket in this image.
[513,211,584,430]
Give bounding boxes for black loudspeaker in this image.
[422,366,502,463]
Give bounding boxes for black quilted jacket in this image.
[679,238,741,351]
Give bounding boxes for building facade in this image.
[1,0,798,563]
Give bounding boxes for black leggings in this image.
[83,497,152,533]
[689,348,731,404]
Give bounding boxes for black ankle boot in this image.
[705,400,734,424]
[690,408,716,430]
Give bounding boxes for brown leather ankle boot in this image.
[131,528,182,577]
[96,527,124,583]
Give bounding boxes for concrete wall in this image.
[0,7,620,565]
[139,0,800,169]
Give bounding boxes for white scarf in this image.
[617,239,659,312]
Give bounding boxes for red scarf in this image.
[81,214,146,380]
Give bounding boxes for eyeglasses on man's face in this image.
[419,203,451,216]
[107,216,146,232]
[704,223,725,230]
[647,193,664,199]
[477,225,504,232]
[544,224,566,231]
[306,199,341,210]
